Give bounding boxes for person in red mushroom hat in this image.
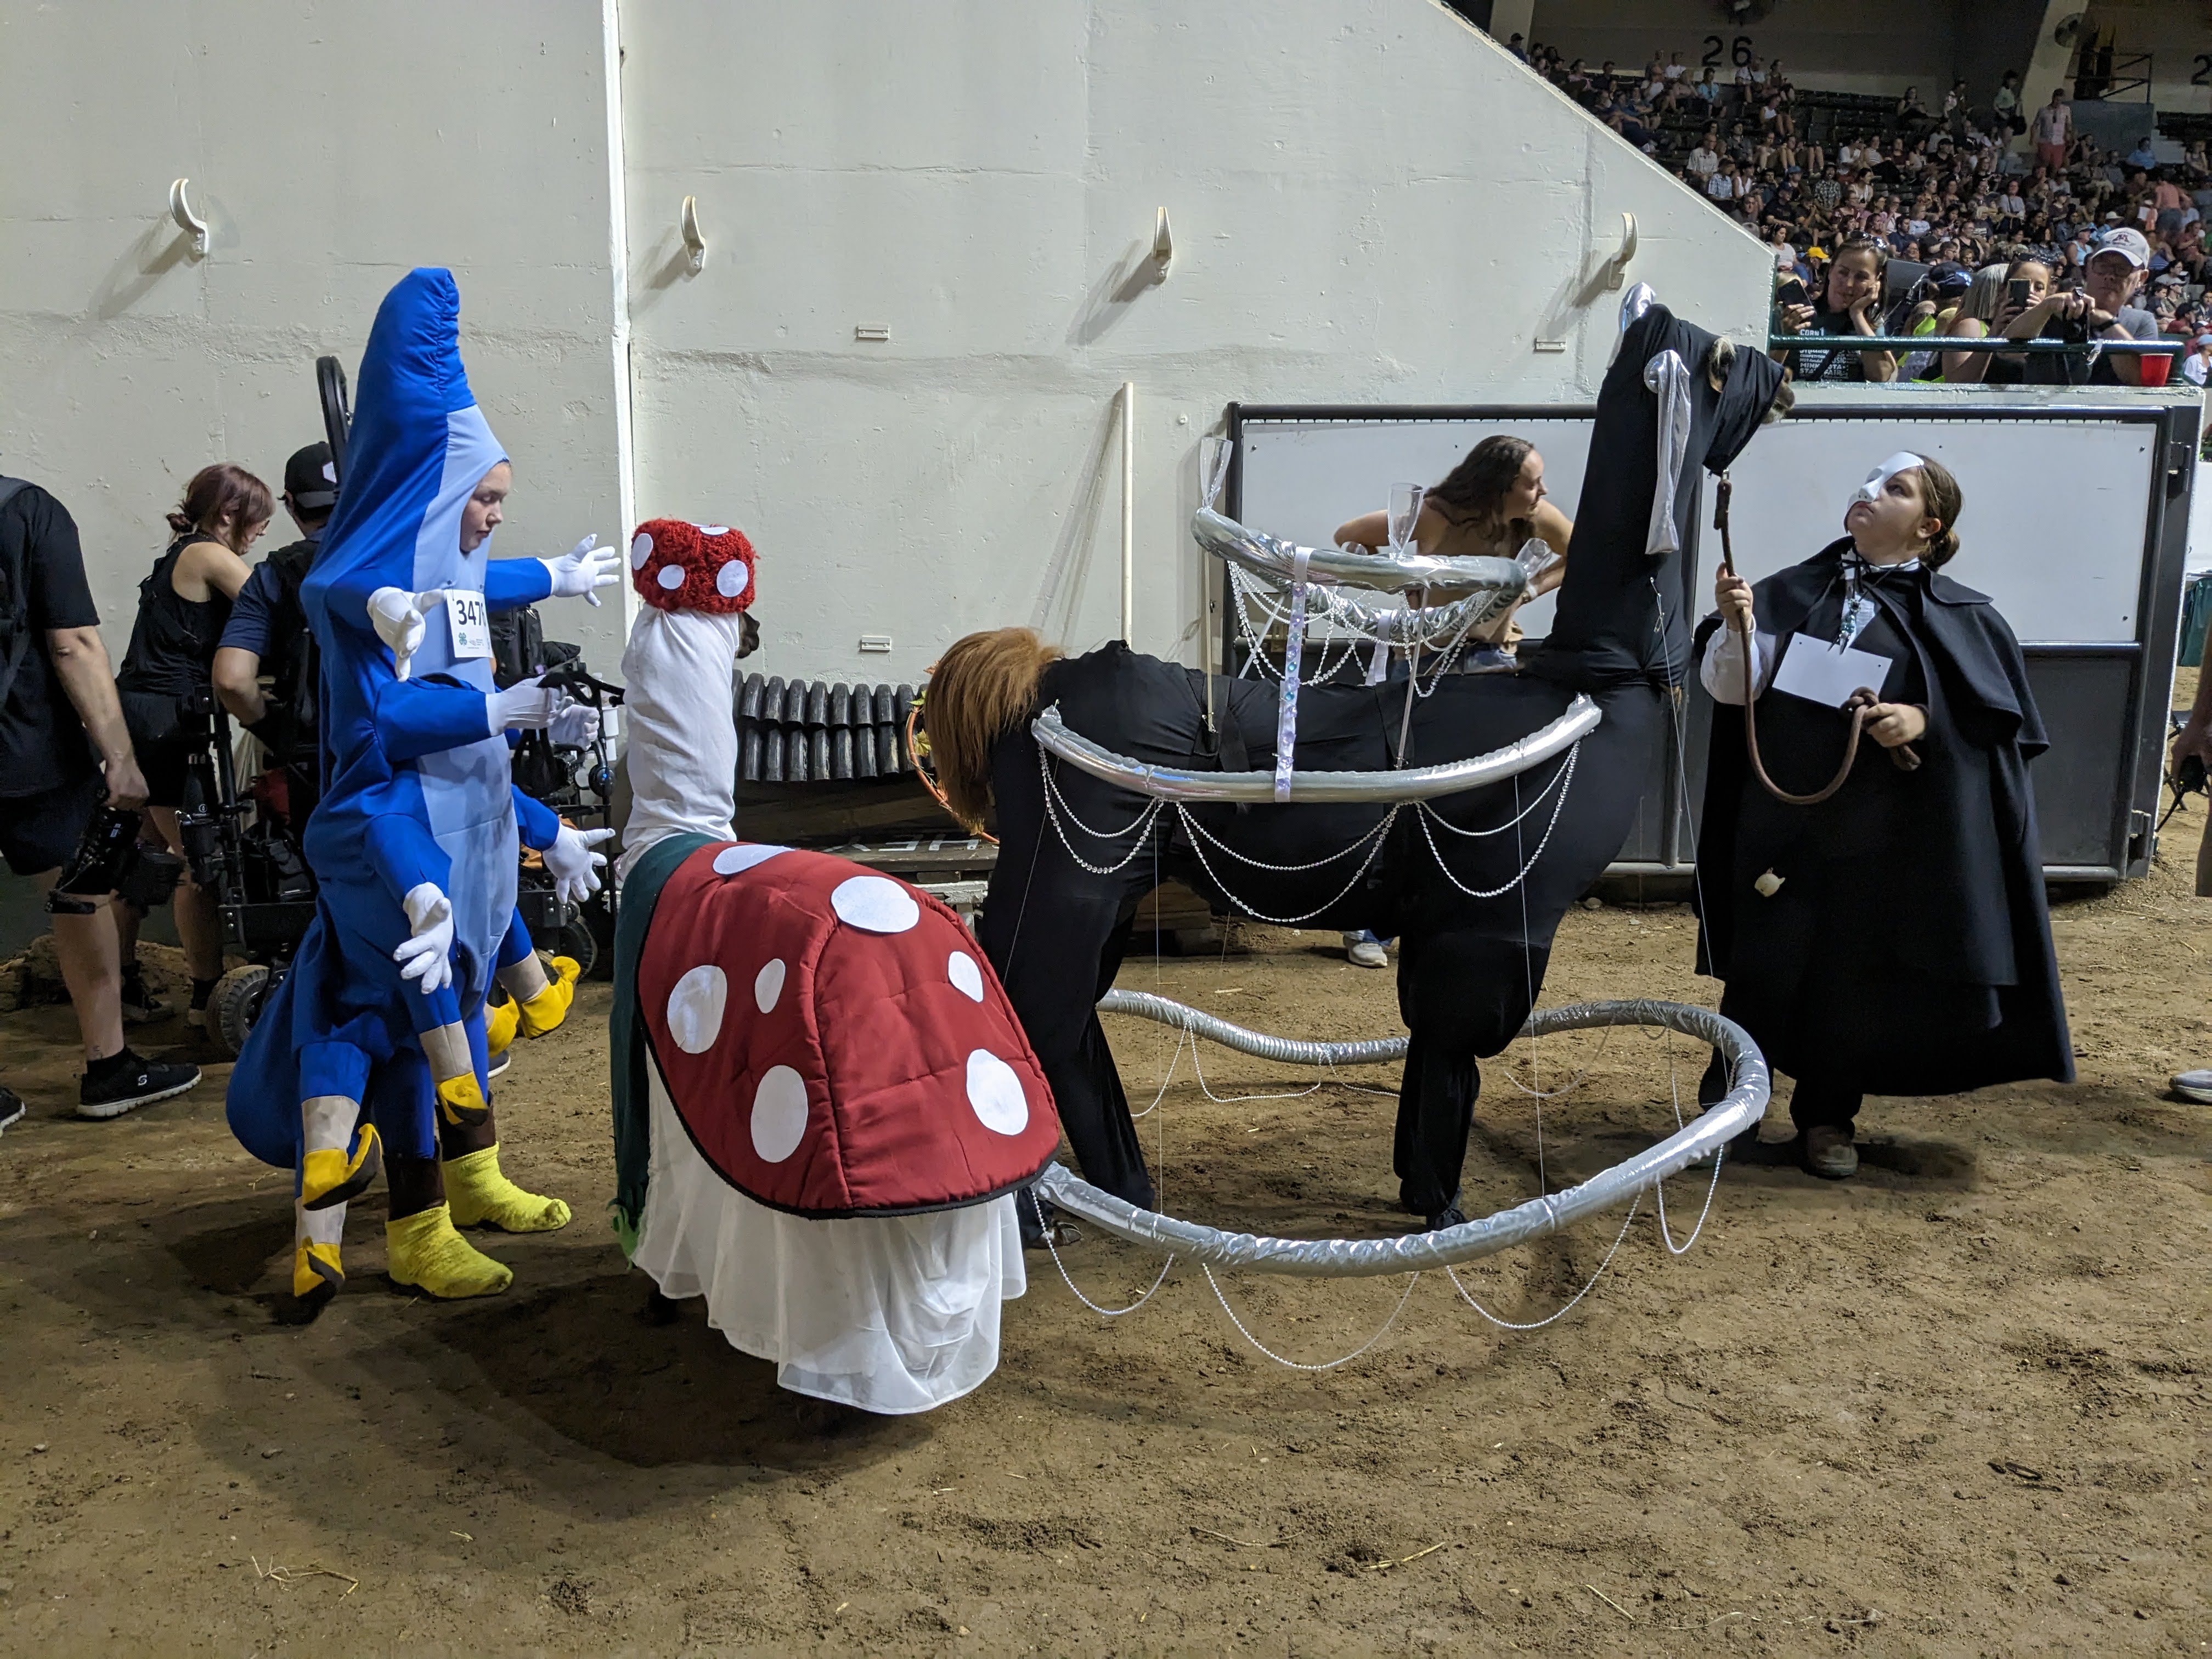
[608,521,1057,1413]
[616,520,759,883]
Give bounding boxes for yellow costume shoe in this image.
[292,1239,344,1309]
[435,1070,489,1130]
[386,1204,512,1299]
[444,1144,572,1233]
[516,955,583,1040]
[301,1123,382,1212]
[484,992,521,1058]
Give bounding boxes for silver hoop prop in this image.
[1033,993,1770,1278]
[1193,507,1530,641]
[1032,695,1599,805]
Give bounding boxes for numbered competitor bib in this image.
[444,590,491,659]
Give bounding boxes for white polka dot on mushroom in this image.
[656,564,685,591]
[751,1065,809,1163]
[714,560,749,599]
[629,532,653,569]
[712,843,790,877]
[754,957,786,1014]
[947,950,984,1003]
[830,874,919,934]
[665,965,727,1054]
[696,524,730,536]
[965,1049,1028,1135]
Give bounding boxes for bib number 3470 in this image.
[445,590,492,659]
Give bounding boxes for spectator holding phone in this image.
[1773,238,1899,382]
[1943,257,2053,385]
[2007,227,2159,386]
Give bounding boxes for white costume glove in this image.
[547,702,600,748]
[544,825,614,907]
[393,882,454,995]
[540,535,619,607]
[484,675,572,736]
[368,587,433,681]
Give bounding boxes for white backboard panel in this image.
[1237,412,2159,645]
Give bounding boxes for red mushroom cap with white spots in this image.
[637,842,1060,1216]
[628,518,757,614]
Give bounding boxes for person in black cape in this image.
[1694,452,2073,1180]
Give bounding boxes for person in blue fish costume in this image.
[227,268,616,1308]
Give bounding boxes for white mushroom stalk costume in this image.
[607,521,1061,1413]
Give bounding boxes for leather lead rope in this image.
[1713,473,1918,809]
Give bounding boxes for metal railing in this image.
[1767,334,2185,356]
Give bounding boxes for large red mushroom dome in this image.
[636,843,1059,1216]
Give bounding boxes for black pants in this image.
[1697,1050,1860,1135]
[1393,931,1552,1216]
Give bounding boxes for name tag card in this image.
[445,590,491,659]
[1770,633,1891,708]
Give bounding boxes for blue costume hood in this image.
[307,267,509,631]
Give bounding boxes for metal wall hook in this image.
[1151,206,1173,279]
[1604,211,1638,290]
[168,178,210,258]
[680,194,706,274]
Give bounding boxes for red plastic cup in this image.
[2138,348,2174,387]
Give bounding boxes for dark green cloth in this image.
[607,832,714,1256]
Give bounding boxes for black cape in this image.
[1693,540,2074,1095]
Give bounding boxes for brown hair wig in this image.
[922,627,1063,832]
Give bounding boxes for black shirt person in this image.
[213,442,336,825]
[1771,238,1901,383]
[0,474,200,1121]
[113,461,272,1029]
[1694,453,2072,1179]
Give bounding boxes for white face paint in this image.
[1853,452,1925,506]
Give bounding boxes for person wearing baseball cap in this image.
[2007,225,2162,386]
[212,442,338,819]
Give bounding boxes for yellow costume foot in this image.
[484,994,520,1057]
[516,955,582,1040]
[302,1123,382,1211]
[435,1070,489,1130]
[386,1204,512,1298]
[292,1240,344,1309]
[444,1144,572,1233]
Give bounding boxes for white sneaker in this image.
[2170,1069,2212,1103]
[1346,935,1389,969]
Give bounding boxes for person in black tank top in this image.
[1694,453,2072,1181]
[113,462,272,1028]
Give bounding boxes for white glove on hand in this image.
[547,702,600,747]
[484,675,572,736]
[541,535,619,607]
[368,587,433,681]
[393,882,455,996]
[544,825,615,907]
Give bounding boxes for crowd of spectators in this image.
[1504,38,2212,370]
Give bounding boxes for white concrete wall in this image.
[0,0,630,673]
[619,0,1772,683]
[0,0,1769,692]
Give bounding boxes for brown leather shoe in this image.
[1802,1124,1858,1180]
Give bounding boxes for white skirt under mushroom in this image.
[633,1067,1026,1414]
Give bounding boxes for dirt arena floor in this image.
[4,821,2210,1654]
